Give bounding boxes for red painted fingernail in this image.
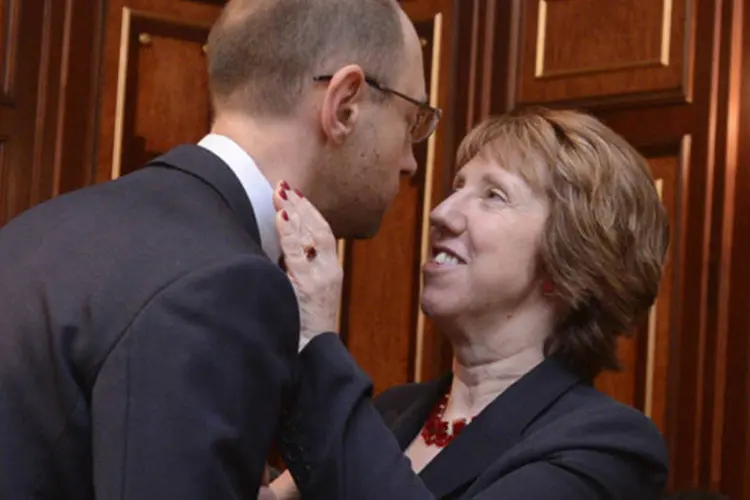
[294,189,304,198]
[279,189,288,200]
[281,210,289,221]
[281,180,291,191]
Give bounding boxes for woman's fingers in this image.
[275,181,337,253]
[272,180,291,211]
[275,205,307,262]
[278,184,337,253]
[272,181,344,339]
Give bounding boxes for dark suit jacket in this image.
[0,145,300,499]
[280,334,668,499]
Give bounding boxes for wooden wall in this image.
[1,0,749,497]
[0,0,103,225]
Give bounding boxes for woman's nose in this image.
[429,195,465,235]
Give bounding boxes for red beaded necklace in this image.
[420,392,473,447]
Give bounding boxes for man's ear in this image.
[319,65,366,144]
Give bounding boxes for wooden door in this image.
[95,0,221,182]
[0,0,102,227]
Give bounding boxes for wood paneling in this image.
[514,0,692,108]
[0,0,45,224]
[0,0,104,227]
[716,1,750,498]
[96,0,222,183]
[0,0,20,100]
[594,147,684,435]
[113,8,212,177]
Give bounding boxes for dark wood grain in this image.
[117,10,212,177]
[715,1,750,498]
[95,0,223,183]
[514,0,691,109]
[0,0,104,227]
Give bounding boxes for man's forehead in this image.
[404,69,428,104]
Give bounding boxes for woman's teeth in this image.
[434,251,459,265]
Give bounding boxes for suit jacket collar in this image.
[391,357,580,499]
[145,145,263,247]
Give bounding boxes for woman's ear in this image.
[318,65,366,144]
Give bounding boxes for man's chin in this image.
[333,213,385,240]
[346,226,380,240]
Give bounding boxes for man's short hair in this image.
[206,0,405,116]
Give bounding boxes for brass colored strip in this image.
[414,12,442,383]
[111,7,132,180]
[643,178,664,418]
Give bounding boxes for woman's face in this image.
[421,153,550,322]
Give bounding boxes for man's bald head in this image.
[206,0,406,116]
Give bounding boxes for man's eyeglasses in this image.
[313,74,441,144]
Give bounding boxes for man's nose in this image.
[401,150,419,177]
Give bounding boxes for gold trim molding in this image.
[111,7,132,180]
[413,13,443,383]
[643,177,664,418]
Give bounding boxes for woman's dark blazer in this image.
[279,334,669,500]
[373,357,669,499]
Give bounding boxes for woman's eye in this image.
[486,189,508,202]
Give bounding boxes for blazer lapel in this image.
[146,144,263,246]
[419,357,580,499]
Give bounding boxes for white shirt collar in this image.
[197,134,280,263]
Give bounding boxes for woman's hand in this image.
[257,465,278,500]
[273,181,343,348]
[268,470,299,500]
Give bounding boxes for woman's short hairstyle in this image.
[457,107,670,380]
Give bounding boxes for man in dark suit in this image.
[0,0,435,498]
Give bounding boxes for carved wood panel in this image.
[96,0,223,183]
[112,9,212,178]
[0,0,19,101]
[0,0,50,224]
[0,0,39,224]
[594,146,683,436]
[513,0,693,108]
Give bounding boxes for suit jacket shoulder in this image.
[0,145,298,499]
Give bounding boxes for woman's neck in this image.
[439,303,554,420]
[443,346,544,420]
